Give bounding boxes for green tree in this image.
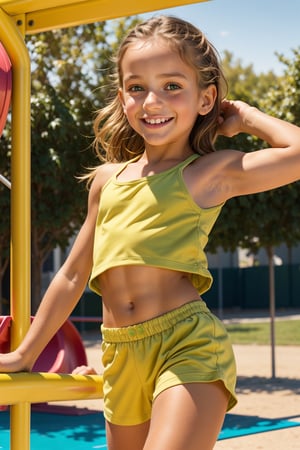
[30,83,88,311]
[207,51,300,257]
[27,18,140,134]
[222,50,278,107]
[254,49,300,378]
[232,48,300,265]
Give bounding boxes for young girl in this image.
[1,15,300,450]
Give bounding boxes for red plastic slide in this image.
[0,42,12,137]
[0,316,88,373]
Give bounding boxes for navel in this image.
[128,301,135,311]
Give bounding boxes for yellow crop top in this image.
[89,153,223,296]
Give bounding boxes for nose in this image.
[143,90,162,110]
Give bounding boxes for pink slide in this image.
[0,42,12,137]
[0,316,88,373]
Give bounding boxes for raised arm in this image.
[217,100,300,198]
[0,168,103,373]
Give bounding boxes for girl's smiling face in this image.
[119,37,216,153]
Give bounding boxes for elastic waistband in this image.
[101,300,210,343]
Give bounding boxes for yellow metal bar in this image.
[0,9,31,348]
[0,0,87,14]
[0,8,31,450]
[0,0,207,34]
[11,403,31,450]
[24,0,205,34]
[0,1,207,34]
[0,373,103,404]
[12,12,26,35]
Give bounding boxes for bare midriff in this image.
[98,266,201,327]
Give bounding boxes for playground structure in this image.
[0,316,88,373]
[0,1,206,449]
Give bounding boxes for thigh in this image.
[106,420,150,450]
[144,381,229,450]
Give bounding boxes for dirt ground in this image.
[57,331,300,449]
[215,344,300,450]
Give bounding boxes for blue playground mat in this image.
[0,408,107,450]
[0,409,299,449]
[219,413,300,440]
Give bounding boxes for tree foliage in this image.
[251,48,300,252]
[207,50,300,258]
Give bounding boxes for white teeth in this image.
[145,118,169,124]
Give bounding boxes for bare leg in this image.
[106,419,150,450]
[144,381,230,450]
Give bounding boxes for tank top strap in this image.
[113,154,142,178]
[178,153,201,170]
[112,153,200,182]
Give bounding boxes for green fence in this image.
[203,264,300,310]
[71,290,102,332]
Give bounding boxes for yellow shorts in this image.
[101,300,237,426]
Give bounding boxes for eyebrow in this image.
[123,72,188,82]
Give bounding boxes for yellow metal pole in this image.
[10,403,31,449]
[0,8,31,450]
[0,11,31,347]
[0,372,103,404]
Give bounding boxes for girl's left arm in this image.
[218,100,300,196]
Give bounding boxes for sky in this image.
[141,0,300,75]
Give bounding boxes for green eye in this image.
[129,85,143,92]
[166,83,180,91]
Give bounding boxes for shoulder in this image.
[85,162,124,210]
[90,162,124,191]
